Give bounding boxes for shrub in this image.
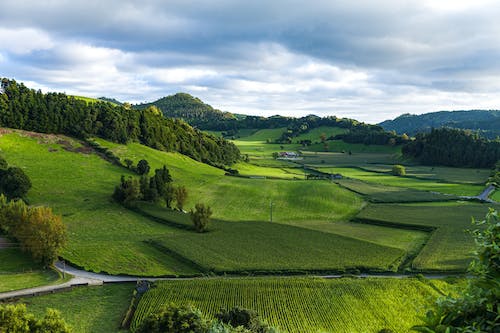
[190,203,213,233]
[391,164,406,176]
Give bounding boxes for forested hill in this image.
[134,93,238,128]
[0,79,239,166]
[379,110,500,139]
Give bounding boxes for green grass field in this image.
[138,204,404,273]
[18,284,134,333]
[292,126,347,143]
[336,178,458,203]
[131,277,455,333]
[232,162,305,179]
[94,138,364,224]
[356,202,498,271]
[361,164,490,184]
[0,131,197,276]
[235,128,287,142]
[317,167,483,196]
[492,189,500,202]
[300,151,399,166]
[0,248,65,292]
[306,140,401,154]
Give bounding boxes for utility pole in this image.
[270,201,273,223]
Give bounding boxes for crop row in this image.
[131,277,447,333]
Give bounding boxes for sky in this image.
[1,0,500,123]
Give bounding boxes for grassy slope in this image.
[357,202,499,271]
[0,131,199,276]
[0,249,64,292]
[293,126,347,143]
[236,128,286,142]
[492,189,500,201]
[20,284,133,333]
[94,139,363,223]
[132,277,455,333]
[300,151,398,166]
[317,167,483,196]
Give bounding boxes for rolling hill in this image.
[379,110,500,139]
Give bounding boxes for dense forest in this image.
[402,128,500,168]
[0,79,239,166]
[379,110,500,139]
[135,93,238,129]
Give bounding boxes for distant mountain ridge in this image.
[134,93,237,128]
[379,110,500,139]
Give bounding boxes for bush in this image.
[391,164,406,176]
[0,167,32,199]
[190,203,213,233]
[136,159,150,175]
[135,303,206,333]
[0,304,71,333]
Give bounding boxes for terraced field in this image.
[131,277,458,333]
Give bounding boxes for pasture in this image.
[19,284,134,333]
[356,202,498,271]
[317,167,483,196]
[139,205,405,273]
[131,277,458,333]
[0,249,64,292]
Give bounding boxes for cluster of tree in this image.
[113,163,189,210]
[0,79,239,167]
[135,304,279,333]
[190,203,213,233]
[0,304,71,333]
[0,156,31,200]
[402,128,500,168]
[412,208,499,332]
[135,93,237,129]
[0,195,67,266]
[333,127,410,146]
[379,110,500,139]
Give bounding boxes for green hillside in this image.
[379,110,500,139]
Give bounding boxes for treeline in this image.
[0,79,239,166]
[402,128,500,168]
[333,127,409,146]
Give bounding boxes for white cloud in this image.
[0,27,53,54]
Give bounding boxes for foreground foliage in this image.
[412,209,499,332]
[0,195,66,265]
[0,304,71,333]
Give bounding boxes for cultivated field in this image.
[131,277,460,333]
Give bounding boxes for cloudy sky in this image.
[1,0,500,123]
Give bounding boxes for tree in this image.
[320,133,327,143]
[216,307,278,333]
[412,209,499,333]
[135,303,206,333]
[163,183,175,209]
[190,203,213,233]
[0,167,32,199]
[113,176,141,204]
[175,186,188,211]
[136,159,150,175]
[391,165,406,176]
[0,304,71,333]
[124,158,133,169]
[20,206,67,265]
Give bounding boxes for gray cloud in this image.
[1,0,500,123]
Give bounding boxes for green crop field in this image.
[305,140,401,154]
[0,131,198,276]
[138,205,404,273]
[356,202,498,271]
[316,167,483,196]
[18,284,134,333]
[232,162,305,179]
[300,151,399,166]
[360,164,490,184]
[336,178,457,203]
[131,277,456,333]
[0,248,64,292]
